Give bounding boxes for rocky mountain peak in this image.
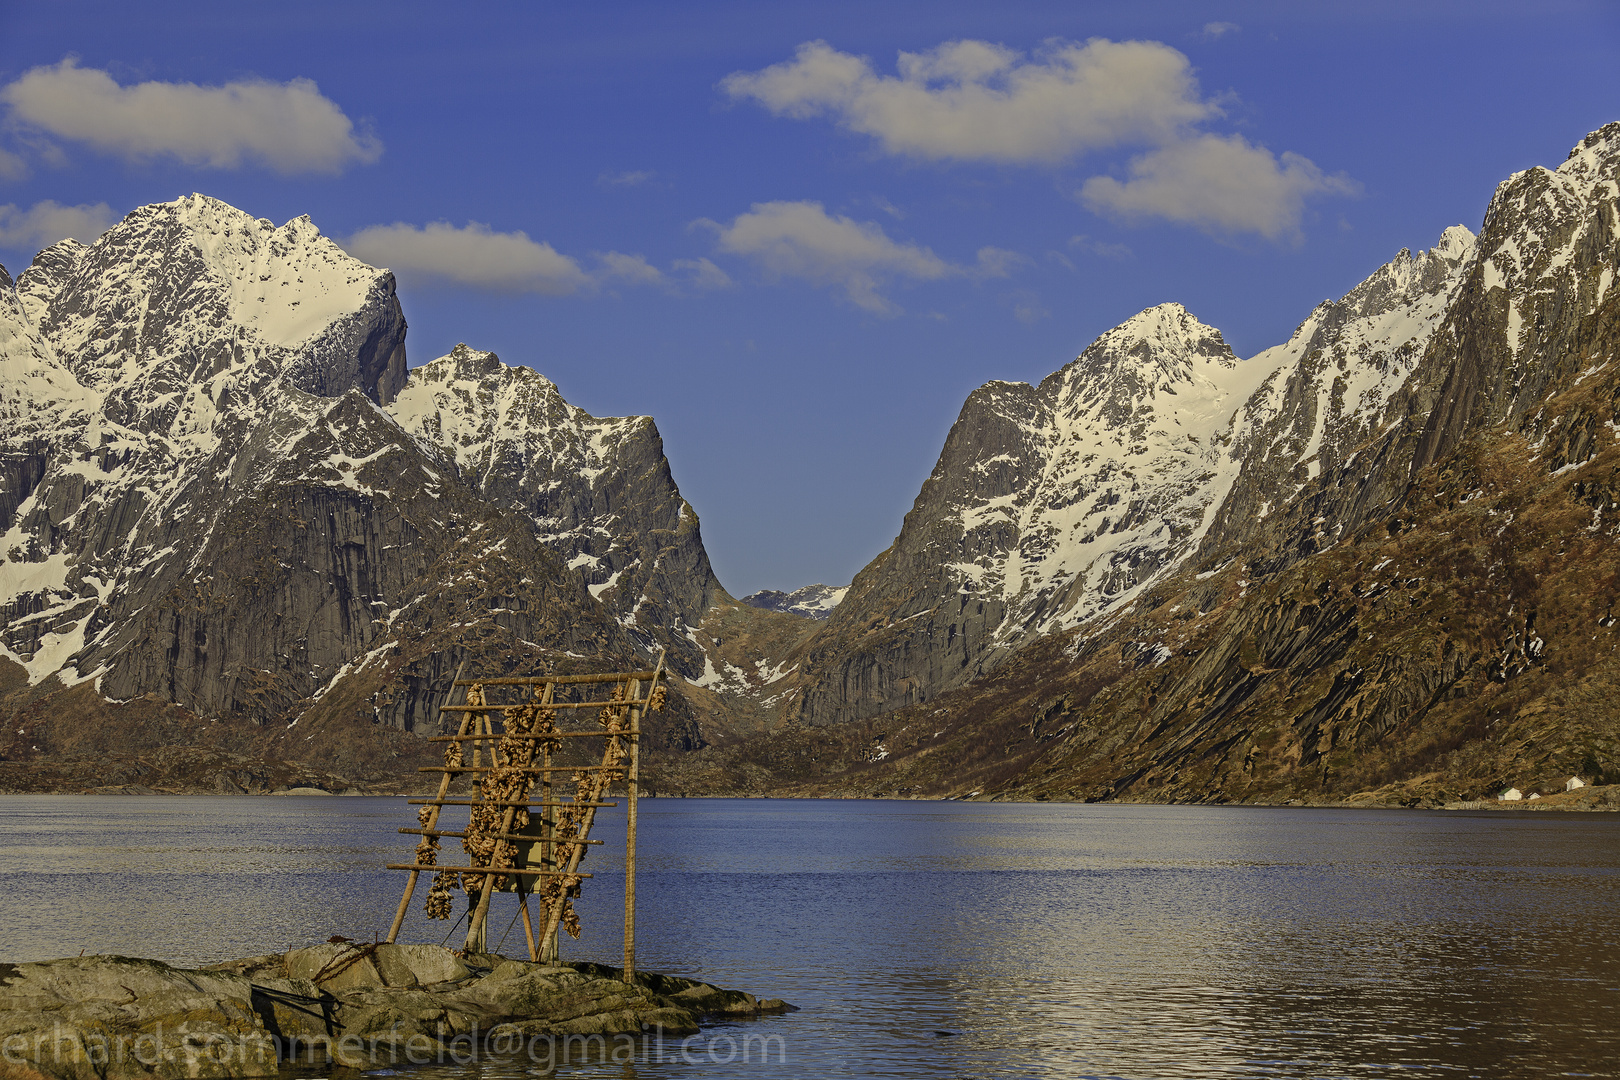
[1053,302,1234,393]
[1343,225,1477,320]
[388,343,722,679]
[1043,303,1241,439]
[1557,120,1620,183]
[14,239,87,326]
[19,194,407,420]
[1093,301,1236,366]
[0,192,738,764]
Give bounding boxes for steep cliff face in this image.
[0,195,722,783]
[1199,225,1476,557]
[387,345,727,679]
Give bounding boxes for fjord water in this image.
[3,797,1617,1079]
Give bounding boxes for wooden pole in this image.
[541,682,555,962]
[386,660,467,943]
[463,681,553,953]
[518,885,538,961]
[474,710,494,953]
[623,650,663,984]
[623,677,640,983]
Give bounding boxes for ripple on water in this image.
[4,796,1618,1079]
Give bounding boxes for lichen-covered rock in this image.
[0,955,279,1080]
[0,947,786,1080]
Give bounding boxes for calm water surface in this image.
[2,796,1617,1079]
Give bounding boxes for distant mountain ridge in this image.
[740,584,848,620]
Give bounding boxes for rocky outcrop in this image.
[0,946,789,1080]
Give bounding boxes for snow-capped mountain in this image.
[1201,225,1476,556]
[741,583,848,620]
[388,345,725,663]
[0,195,722,753]
[786,227,1482,726]
[6,123,1618,798]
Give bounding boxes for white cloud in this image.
[722,38,1212,164]
[727,37,1358,241]
[596,250,665,286]
[0,146,26,180]
[866,194,905,219]
[702,200,975,314]
[672,257,733,290]
[0,59,380,174]
[1079,133,1360,241]
[1008,290,1050,325]
[343,221,591,294]
[972,246,1026,279]
[0,200,117,251]
[598,169,656,188]
[1068,234,1132,258]
[344,221,727,297]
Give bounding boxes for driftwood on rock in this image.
[0,944,791,1080]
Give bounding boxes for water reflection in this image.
[4,797,1618,1078]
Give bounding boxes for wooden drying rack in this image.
[384,654,665,982]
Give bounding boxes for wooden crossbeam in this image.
[387,864,591,878]
[418,764,623,774]
[399,828,602,845]
[439,701,637,711]
[407,798,617,808]
[453,671,658,686]
[427,730,629,740]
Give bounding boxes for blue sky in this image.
[1,1,1617,597]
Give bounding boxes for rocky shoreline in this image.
[0,943,792,1079]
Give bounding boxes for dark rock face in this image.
[0,196,722,772]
